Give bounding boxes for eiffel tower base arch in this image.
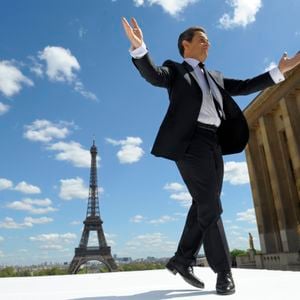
[69,246,118,274]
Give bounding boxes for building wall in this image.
[243,66,300,269]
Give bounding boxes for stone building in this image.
[241,65,300,270]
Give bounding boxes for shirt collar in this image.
[184,57,201,69]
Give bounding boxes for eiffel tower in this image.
[68,140,117,274]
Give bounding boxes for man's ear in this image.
[182,40,190,54]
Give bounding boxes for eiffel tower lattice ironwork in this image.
[68,140,117,274]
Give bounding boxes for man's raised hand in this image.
[278,51,300,74]
[122,17,143,50]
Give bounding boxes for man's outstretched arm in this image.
[224,51,300,96]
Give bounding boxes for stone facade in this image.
[240,65,300,271]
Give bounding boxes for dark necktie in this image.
[198,62,223,120]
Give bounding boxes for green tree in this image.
[230,249,247,257]
[0,267,16,277]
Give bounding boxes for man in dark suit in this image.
[122,17,300,295]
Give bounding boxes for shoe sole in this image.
[166,265,178,275]
[216,289,235,295]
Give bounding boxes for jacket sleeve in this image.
[223,71,275,96]
[132,53,174,88]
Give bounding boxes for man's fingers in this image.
[131,17,139,29]
[122,17,134,39]
[122,17,131,31]
[122,17,131,27]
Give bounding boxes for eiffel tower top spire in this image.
[86,139,100,218]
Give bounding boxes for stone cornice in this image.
[244,64,300,128]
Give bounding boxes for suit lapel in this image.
[207,71,224,89]
[182,61,203,95]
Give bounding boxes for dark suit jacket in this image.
[132,53,275,161]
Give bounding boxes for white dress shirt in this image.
[130,44,285,127]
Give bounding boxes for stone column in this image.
[259,113,299,252]
[246,127,282,253]
[280,94,300,197]
[280,94,300,245]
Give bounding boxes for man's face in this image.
[183,31,210,61]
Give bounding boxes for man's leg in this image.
[167,128,235,293]
[203,218,231,272]
[173,128,224,266]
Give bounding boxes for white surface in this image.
[0,267,299,300]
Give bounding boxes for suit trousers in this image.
[174,126,231,273]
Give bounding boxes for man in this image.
[122,17,300,295]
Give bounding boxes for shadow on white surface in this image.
[69,289,216,300]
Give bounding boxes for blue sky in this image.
[0,0,299,265]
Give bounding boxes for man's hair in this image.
[177,26,206,57]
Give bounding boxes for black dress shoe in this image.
[216,271,235,295]
[166,259,205,289]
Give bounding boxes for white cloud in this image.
[170,192,192,207]
[0,60,33,97]
[78,26,88,39]
[106,137,144,164]
[0,236,4,242]
[47,141,91,168]
[148,215,177,224]
[133,0,199,16]
[14,181,41,194]
[164,181,192,207]
[0,216,52,229]
[0,217,27,229]
[105,233,117,247]
[219,0,262,29]
[74,80,97,101]
[224,161,249,185]
[59,177,89,200]
[130,214,178,224]
[70,220,81,225]
[0,102,10,115]
[130,215,145,223]
[0,178,13,190]
[24,119,73,143]
[125,232,176,256]
[40,244,63,250]
[39,46,80,82]
[38,46,97,101]
[163,182,185,192]
[237,208,257,224]
[29,233,77,243]
[0,178,41,194]
[264,61,277,72]
[28,56,44,77]
[224,219,233,224]
[6,198,57,214]
[24,121,97,168]
[18,249,28,253]
[174,212,187,217]
[133,0,144,5]
[86,232,116,247]
[24,216,53,224]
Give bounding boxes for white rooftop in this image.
[0,267,299,300]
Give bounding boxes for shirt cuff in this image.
[129,42,148,58]
[269,67,285,84]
